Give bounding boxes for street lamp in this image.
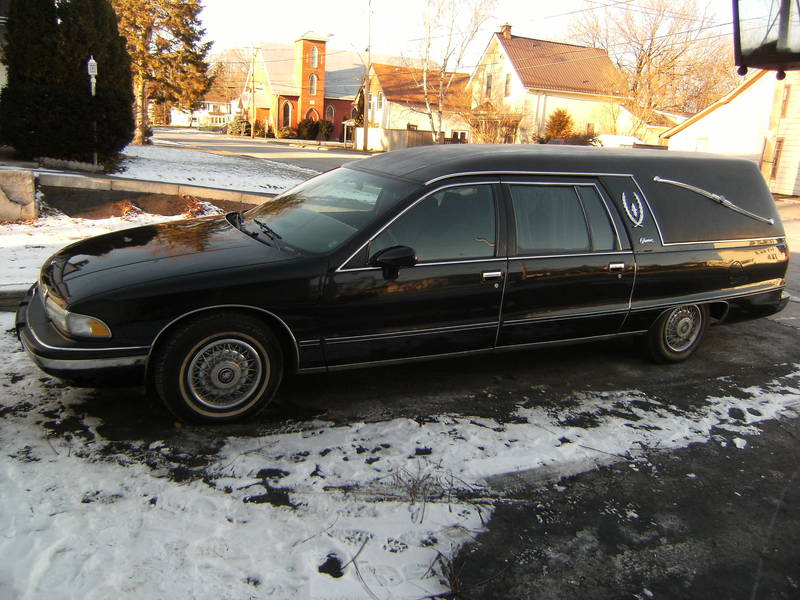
[87,56,98,167]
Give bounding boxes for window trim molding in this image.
[336,181,501,272]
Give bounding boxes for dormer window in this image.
[311,45,319,68]
[309,73,318,96]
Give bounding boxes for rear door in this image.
[497,177,636,347]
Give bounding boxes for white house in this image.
[356,63,471,151]
[662,70,800,196]
[468,24,628,143]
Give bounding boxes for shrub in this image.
[226,117,251,136]
[318,119,334,141]
[297,117,318,140]
[277,126,297,139]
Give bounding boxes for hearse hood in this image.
[41,215,296,301]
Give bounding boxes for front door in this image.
[322,182,506,367]
[497,179,635,347]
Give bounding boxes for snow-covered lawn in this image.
[2,313,799,598]
[113,144,316,194]
[1,144,317,291]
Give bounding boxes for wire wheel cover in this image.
[186,338,266,410]
[664,306,702,352]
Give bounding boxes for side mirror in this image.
[370,245,417,279]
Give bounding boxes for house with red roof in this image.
[357,63,471,150]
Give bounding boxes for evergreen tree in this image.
[0,0,61,157]
[0,0,134,162]
[111,0,213,144]
[58,0,135,160]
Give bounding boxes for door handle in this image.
[481,271,504,281]
[608,263,625,272]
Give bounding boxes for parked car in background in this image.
[16,145,790,423]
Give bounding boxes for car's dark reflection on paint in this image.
[16,145,790,423]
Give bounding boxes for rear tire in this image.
[152,313,283,424]
[644,304,708,363]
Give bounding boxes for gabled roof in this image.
[496,34,625,97]
[661,70,768,139]
[255,43,409,101]
[371,63,469,107]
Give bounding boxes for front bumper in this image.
[15,285,148,386]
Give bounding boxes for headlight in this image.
[44,294,112,339]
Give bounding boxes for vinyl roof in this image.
[347,143,763,186]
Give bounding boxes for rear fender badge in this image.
[622,192,645,227]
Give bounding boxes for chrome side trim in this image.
[425,171,632,186]
[336,180,501,273]
[628,287,785,313]
[19,333,147,371]
[510,251,632,261]
[503,308,630,326]
[325,321,498,345]
[146,304,301,373]
[653,176,775,225]
[338,257,503,273]
[326,330,647,372]
[33,354,147,371]
[495,330,648,353]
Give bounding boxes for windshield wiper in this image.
[252,218,283,243]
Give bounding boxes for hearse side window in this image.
[577,186,617,251]
[511,185,590,253]
[369,185,496,262]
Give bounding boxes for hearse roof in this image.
[346,143,756,185]
[346,144,784,243]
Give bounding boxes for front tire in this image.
[152,313,283,424]
[644,304,708,363]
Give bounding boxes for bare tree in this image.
[570,0,738,127]
[409,0,497,143]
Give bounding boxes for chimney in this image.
[500,23,511,40]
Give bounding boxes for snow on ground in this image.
[114,145,316,194]
[1,312,799,599]
[0,212,186,290]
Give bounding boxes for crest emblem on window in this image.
[622,192,645,228]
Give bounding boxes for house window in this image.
[770,138,784,179]
[504,73,511,97]
[325,105,335,122]
[310,45,319,68]
[485,73,492,96]
[282,102,292,127]
[780,85,791,118]
[309,73,318,96]
[377,92,383,110]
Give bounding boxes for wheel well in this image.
[706,301,729,323]
[146,307,299,382]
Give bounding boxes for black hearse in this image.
[16,145,790,423]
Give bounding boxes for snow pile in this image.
[2,313,799,599]
[114,145,315,194]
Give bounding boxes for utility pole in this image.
[362,0,372,152]
[250,47,256,139]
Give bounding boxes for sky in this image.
[199,0,736,68]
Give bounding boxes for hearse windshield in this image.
[243,168,420,254]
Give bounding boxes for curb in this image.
[0,289,25,313]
